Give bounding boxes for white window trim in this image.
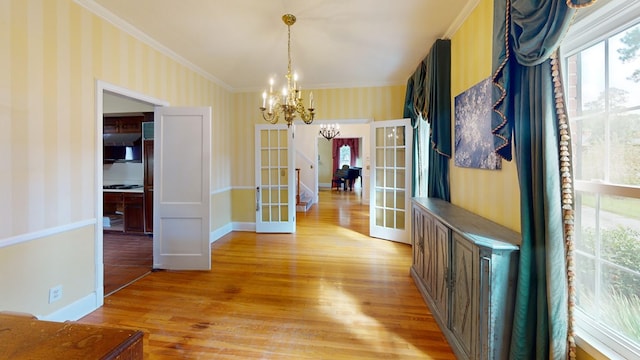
[563,1,640,359]
[564,0,640,57]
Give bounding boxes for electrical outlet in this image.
[49,285,63,304]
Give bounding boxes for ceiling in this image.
[81,0,478,92]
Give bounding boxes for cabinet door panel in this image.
[144,140,154,233]
[451,232,478,359]
[422,213,435,296]
[434,220,450,322]
[411,206,425,278]
[124,194,144,233]
[119,117,143,133]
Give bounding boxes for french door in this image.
[255,124,296,233]
[369,119,412,243]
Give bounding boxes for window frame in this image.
[562,1,640,359]
[338,145,351,168]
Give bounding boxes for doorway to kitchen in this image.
[96,82,168,300]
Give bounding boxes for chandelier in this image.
[319,124,340,140]
[260,14,315,127]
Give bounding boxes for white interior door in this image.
[255,124,296,233]
[154,107,211,270]
[370,119,412,243]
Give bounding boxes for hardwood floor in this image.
[80,189,454,359]
[103,232,153,296]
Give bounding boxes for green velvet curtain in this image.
[426,40,451,201]
[404,56,431,197]
[404,39,451,200]
[491,0,595,358]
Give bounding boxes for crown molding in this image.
[73,0,234,92]
[234,80,406,93]
[443,0,482,39]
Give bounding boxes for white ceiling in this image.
[81,0,478,92]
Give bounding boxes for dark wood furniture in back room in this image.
[103,191,144,233]
[411,197,520,360]
[143,137,154,233]
[0,313,143,359]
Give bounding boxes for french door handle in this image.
[256,187,260,212]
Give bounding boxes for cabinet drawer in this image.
[124,193,143,204]
[104,192,123,203]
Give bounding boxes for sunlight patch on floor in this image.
[318,279,432,359]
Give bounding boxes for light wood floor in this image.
[80,189,454,359]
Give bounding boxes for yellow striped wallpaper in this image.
[450,0,521,232]
[0,0,232,316]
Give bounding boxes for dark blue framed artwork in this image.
[454,77,502,170]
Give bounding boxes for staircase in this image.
[295,168,314,212]
[296,190,313,212]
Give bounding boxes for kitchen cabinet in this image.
[103,116,143,134]
[103,191,144,234]
[143,139,154,233]
[411,198,520,360]
[124,193,144,233]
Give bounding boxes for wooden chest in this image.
[0,313,143,359]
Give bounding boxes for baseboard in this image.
[38,292,98,322]
[232,222,256,232]
[210,224,233,243]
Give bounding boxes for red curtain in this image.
[331,138,360,171]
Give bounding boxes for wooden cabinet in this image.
[411,198,520,360]
[124,193,144,233]
[0,313,143,359]
[104,192,144,234]
[143,139,154,233]
[103,116,143,134]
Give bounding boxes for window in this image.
[414,118,430,197]
[339,145,351,168]
[563,1,640,358]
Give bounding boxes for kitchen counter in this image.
[103,188,143,193]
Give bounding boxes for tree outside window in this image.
[339,145,351,168]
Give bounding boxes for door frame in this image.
[94,80,168,307]
[310,118,371,204]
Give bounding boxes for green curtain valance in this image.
[403,39,451,201]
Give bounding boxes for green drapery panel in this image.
[403,39,451,201]
[491,0,595,358]
[426,39,451,201]
[404,39,451,201]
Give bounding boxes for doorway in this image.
[95,81,168,302]
[307,120,371,205]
